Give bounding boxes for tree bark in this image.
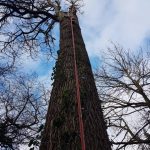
[40,10,111,150]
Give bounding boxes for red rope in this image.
[70,16,86,150]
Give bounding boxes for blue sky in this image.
[20,0,150,85]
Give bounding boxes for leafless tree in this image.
[0,41,50,149]
[0,0,83,59]
[0,72,50,150]
[0,0,59,57]
[95,45,150,150]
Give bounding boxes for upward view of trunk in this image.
[40,8,111,150]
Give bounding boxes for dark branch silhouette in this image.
[95,44,150,150]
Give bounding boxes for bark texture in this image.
[40,11,111,150]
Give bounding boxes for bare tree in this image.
[0,0,83,58]
[0,72,49,150]
[95,45,150,150]
[0,36,50,149]
[0,0,60,56]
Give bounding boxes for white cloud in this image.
[19,53,41,72]
[79,0,150,57]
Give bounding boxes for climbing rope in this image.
[70,14,86,150]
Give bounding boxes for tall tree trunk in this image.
[40,10,111,150]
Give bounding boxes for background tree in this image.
[0,0,60,58]
[0,0,82,58]
[0,3,51,147]
[0,70,49,150]
[95,45,150,150]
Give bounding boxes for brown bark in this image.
[40,10,111,150]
